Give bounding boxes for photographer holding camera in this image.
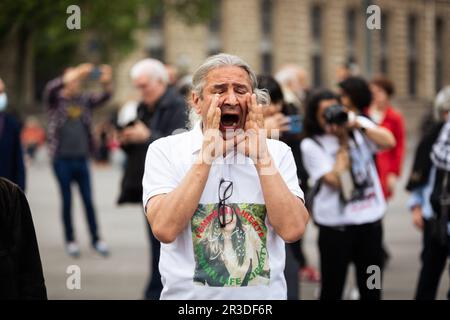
[301,82,395,300]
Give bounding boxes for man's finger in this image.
[245,93,255,122]
[250,93,259,123]
[256,104,264,128]
[212,108,221,130]
[206,94,219,128]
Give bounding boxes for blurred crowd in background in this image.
[0,0,449,300]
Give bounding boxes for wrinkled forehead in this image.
[204,66,253,90]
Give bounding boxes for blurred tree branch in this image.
[0,0,213,109]
[0,0,213,59]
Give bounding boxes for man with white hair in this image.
[142,53,309,299]
[117,58,187,300]
[275,64,310,111]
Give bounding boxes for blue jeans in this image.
[53,158,99,245]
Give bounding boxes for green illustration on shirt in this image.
[191,203,270,287]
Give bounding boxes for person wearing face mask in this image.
[301,87,395,300]
[0,77,26,191]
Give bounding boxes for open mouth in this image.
[220,113,240,130]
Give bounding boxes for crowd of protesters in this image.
[0,52,449,301]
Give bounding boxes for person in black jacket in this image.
[406,86,450,300]
[0,177,47,300]
[0,77,26,191]
[117,58,187,300]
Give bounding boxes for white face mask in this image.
[0,93,7,112]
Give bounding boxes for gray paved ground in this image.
[26,147,449,300]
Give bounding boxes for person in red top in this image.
[368,76,405,200]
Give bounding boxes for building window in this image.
[346,8,357,64]
[407,14,418,96]
[435,17,444,92]
[311,4,322,87]
[380,12,389,74]
[260,0,273,74]
[311,5,322,40]
[208,0,222,56]
[148,3,165,61]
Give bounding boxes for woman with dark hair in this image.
[301,89,395,300]
[338,76,373,112]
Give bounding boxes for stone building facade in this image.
[117,0,449,100]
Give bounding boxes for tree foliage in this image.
[0,0,214,104]
[0,0,214,74]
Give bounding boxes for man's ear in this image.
[191,91,202,115]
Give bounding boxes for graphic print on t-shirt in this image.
[67,105,82,119]
[191,203,270,287]
[348,142,375,201]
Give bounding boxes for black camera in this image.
[323,104,348,125]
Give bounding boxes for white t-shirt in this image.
[301,116,386,226]
[142,123,304,300]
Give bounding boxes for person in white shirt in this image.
[301,89,395,300]
[142,53,309,300]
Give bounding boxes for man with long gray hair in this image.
[142,53,309,299]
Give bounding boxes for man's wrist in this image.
[255,154,274,172]
[195,151,214,168]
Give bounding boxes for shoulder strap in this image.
[310,136,324,149]
[304,136,325,213]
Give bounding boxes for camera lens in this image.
[323,104,348,125]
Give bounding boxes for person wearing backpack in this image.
[406,86,450,300]
[301,87,395,300]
